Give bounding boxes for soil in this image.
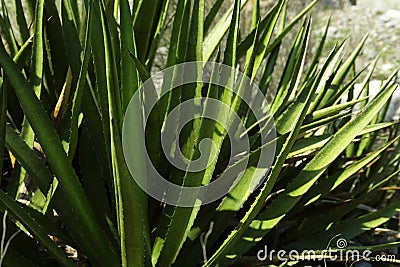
[308,0,400,80]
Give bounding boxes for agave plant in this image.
[0,0,398,266]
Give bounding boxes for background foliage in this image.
[0,0,398,266]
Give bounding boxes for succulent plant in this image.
[0,0,398,266]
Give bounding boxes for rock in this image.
[321,0,344,8]
[381,63,395,73]
[380,15,392,23]
[356,0,400,10]
[385,9,400,19]
[327,26,339,37]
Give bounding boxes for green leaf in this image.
[145,0,171,68]
[231,83,398,260]
[43,0,69,97]
[203,0,248,62]
[67,2,93,159]
[14,0,45,213]
[203,45,322,267]
[0,0,18,56]
[0,190,74,267]
[153,1,206,266]
[300,138,398,207]
[13,0,29,43]
[204,0,224,33]
[272,19,311,116]
[237,0,317,59]
[251,0,285,78]
[304,97,368,124]
[95,2,151,266]
[0,24,120,267]
[61,0,82,85]
[5,125,53,198]
[293,198,400,250]
[133,0,163,62]
[317,34,368,109]
[158,0,191,131]
[308,42,345,113]
[303,16,331,82]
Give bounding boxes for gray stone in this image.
[356,0,400,10]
